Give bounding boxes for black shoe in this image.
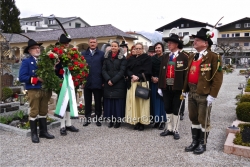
[83,121,90,126]
[153,122,160,128]
[180,114,184,120]
[30,120,39,143]
[134,123,140,130]
[138,124,144,131]
[39,118,55,139]
[114,122,121,128]
[158,122,165,130]
[96,121,102,126]
[60,127,67,136]
[66,125,79,132]
[160,129,173,136]
[173,131,180,140]
[108,122,114,128]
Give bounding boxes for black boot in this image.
[39,118,55,139]
[30,120,39,143]
[193,131,209,154]
[185,128,200,152]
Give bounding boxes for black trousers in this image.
[84,88,103,120]
[162,86,182,116]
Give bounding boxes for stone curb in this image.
[0,117,61,137]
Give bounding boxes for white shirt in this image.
[196,49,206,60]
[169,50,179,59]
[89,49,96,55]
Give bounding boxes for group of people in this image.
[19,27,223,155]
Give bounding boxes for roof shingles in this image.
[2,24,136,43]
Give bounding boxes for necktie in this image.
[169,53,174,61]
[91,50,95,56]
[194,53,199,61]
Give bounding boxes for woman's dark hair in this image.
[111,41,119,46]
[154,42,164,53]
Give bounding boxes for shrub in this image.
[2,87,13,101]
[245,87,250,92]
[236,102,250,122]
[240,94,250,103]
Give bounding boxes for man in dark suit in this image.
[81,37,104,126]
[19,39,55,143]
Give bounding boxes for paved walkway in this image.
[1,69,250,166]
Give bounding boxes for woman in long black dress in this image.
[102,41,127,128]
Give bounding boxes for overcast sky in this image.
[15,0,249,32]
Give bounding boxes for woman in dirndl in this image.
[125,43,152,131]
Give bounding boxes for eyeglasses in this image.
[135,48,142,50]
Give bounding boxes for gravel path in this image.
[1,69,250,167]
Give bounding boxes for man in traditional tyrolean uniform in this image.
[183,28,223,154]
[19,39,55,143]
[55,34,79,136]
[158,34,188,140]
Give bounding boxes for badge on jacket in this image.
[176,61,183,68]
[31,62,34,64]
[200,64,211,72]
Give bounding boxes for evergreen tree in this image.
[0,0,21,33]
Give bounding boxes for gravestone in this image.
[242,126,250,143]
[1,73,13,87]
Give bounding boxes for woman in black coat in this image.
[125,43,152,131]
[102,41,127,128]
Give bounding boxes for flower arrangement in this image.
[206,31,214,38]
[36,44,89,93]
[36,45,62,93]
[58,47,89,87]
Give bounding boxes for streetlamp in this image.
[18,94,25,105]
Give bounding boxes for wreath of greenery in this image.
[36,44,89,94]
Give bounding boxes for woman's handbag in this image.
[135,73,151,99]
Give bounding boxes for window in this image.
[183,32,189,36]
[181,24,184,27]
[244,23,250,27]
[232,34,235,37]
[49,20,53,25]
[221,34,226,38]
[75,23,81,28]
[227,34,229,37]
[244,43,249,46]
[186,23,189,27]
[245,33,249,37]
[235,43,239,46]
[69,22,71,26]
[235,33,240,37]
[178,32,182,36]
[235,24,241,28]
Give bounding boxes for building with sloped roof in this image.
[20,14,90,32]
[0,24,136,63]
